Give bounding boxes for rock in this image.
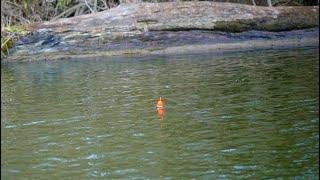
[35,2,318,33]
[5,2,319,61]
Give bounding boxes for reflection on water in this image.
[1,48,319,179]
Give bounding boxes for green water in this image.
[1,48,319,179]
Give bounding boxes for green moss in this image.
[214,12,319,33]
[214,20,256,32]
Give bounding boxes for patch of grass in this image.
[1,25,31,58]
[3,25,30,35]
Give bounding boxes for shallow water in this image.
[1,48,319,179]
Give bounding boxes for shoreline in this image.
[4,32,318,62]
[2,2,318,62]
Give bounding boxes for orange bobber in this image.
[155,97,165,120]
[157,107,165,117]
[156,97,164,109]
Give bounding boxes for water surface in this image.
[1,48,319,179]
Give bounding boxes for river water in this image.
[1,48,319,179]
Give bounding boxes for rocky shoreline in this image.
[4,2,319,62]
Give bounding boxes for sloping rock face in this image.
[37,2,319,33]
[6,2,319,61]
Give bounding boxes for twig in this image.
[52,3,84,20]
[101,0,110,9]
[252,0,256,6]
[84,0,95,13]
[96,4,109,10]
[94,0,97,12]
